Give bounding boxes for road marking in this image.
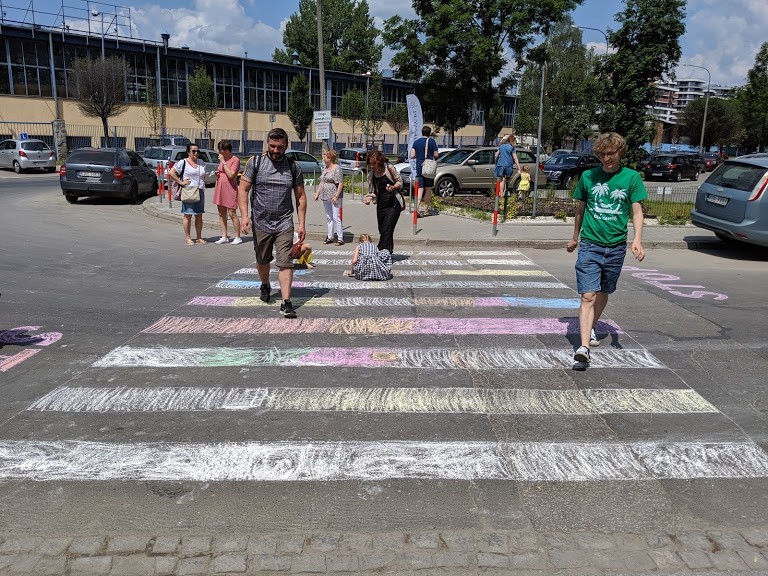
[29,386,717,415]
[218,280,568,290]
[1,440,765,481]
[187,296,581,309]
[93,346,662,370]
[141,316,619,336]
[237,259,536,269]
[313,250,524,256]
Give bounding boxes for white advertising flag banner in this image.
[406,94,424,172]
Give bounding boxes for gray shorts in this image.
[254,228,294,269]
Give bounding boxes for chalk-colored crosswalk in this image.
[4,248,767,484]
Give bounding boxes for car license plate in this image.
[651,172,662,176]
[78,171,101,178]
[34,161,46,165]
[706,194,728,206]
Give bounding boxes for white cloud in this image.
[678,0,768,87]
[130,0,282,61]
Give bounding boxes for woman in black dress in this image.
[363,150,404,253]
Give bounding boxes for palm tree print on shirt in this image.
[592,182,625,216]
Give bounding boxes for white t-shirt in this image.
[177,159,206,190]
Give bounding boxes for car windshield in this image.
[67,150,120,165]
[21,141,50,151]
[548,155,579,165]
[439,149,474,165]
[144,148,172,160]
[707,163,767,192]
[651,156,674,163]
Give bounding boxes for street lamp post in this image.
[682,63,711,152]
[572,25,609,57]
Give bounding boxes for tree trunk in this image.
[102,118,110,148]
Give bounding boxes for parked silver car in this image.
[0,138,57,173]
[691,154,768,247]
[142,146,217,186]
[60,148,158,204]
[284,150,323,181]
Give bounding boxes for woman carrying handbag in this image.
[169,143,207,245]
[363,151,404,254]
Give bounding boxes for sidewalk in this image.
[141,184,722,250]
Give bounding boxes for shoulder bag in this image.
[421,138,437,179]
[171,159,185,201]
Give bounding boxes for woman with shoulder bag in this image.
[169,143,207,245]
[363,150,404,254]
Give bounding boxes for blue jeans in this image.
[575,241,627,294]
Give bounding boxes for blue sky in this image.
[5,0,766,87]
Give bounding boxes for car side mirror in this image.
[466,159,479,165]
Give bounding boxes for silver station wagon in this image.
[691,154,768,247]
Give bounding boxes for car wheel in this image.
[13,161,22,174]
[65,194,78,204]
[674,171,682,182]
[129,182,139,204]
[436,176,457,197]
[692,171,699,181]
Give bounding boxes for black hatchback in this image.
[642,154,700,182]
[60,148,158,204]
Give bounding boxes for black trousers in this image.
[376,203,401,253]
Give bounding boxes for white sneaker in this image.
[230,237,243,245]
[590,328,600,347]
[214,237,229,244]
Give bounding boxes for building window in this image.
[6,39,51,97]
[161,58,188,106]
[214,63,240,109]
[125,53,157,103]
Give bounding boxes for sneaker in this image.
[280,299,297,318]
[589,328,600,347]
[574,346,590,363]
[259,283,271,303]
[230,237,243,245]
[214,236,229,244]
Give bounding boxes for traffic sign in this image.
[315,123,330,140]
[19,132,28,140]
[313,110,331,123]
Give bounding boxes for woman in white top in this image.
[169,143,207,245]
[315,149,345,245]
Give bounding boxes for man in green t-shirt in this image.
[566,132,647,364]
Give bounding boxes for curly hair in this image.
[592,132,628,156]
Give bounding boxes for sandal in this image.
[195,239,207,244]
[336,240,345,246]
[323,238,333,244]
[185,238,194,246]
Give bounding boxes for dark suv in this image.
[60,148,158,204]
[642,155,700,182]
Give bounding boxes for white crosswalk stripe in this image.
[5,249,768,483]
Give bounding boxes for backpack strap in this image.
[248,152,300,210]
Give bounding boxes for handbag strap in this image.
[424,137,430,160]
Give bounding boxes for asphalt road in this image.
[1,174,767,563]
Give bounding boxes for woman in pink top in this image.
[212,140,243,245]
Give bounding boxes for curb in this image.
[139,202,719,251]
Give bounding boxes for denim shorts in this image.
[575,240,627,294]
[494,165,514,179]
[416,175,434,188]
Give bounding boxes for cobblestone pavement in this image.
[1,528,768,575]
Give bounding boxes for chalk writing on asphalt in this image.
[624,266,728,300]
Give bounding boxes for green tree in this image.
[288,74,314,144]
[516,20,599,150]
[385,103,409,155]
[679,97,743,151]
[737,43,768,153]
[600,0,686,161]
[70,56,130,146]
[188,67,217,138]
[141,78,163,138]
[382,0,582,142]
[418,67,471,145]
[362,72,384,143]
[338,89,366,145]
[273,0,381,74]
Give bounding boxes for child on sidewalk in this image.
[517,165,531,199]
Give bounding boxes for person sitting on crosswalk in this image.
[347,233,392,281]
